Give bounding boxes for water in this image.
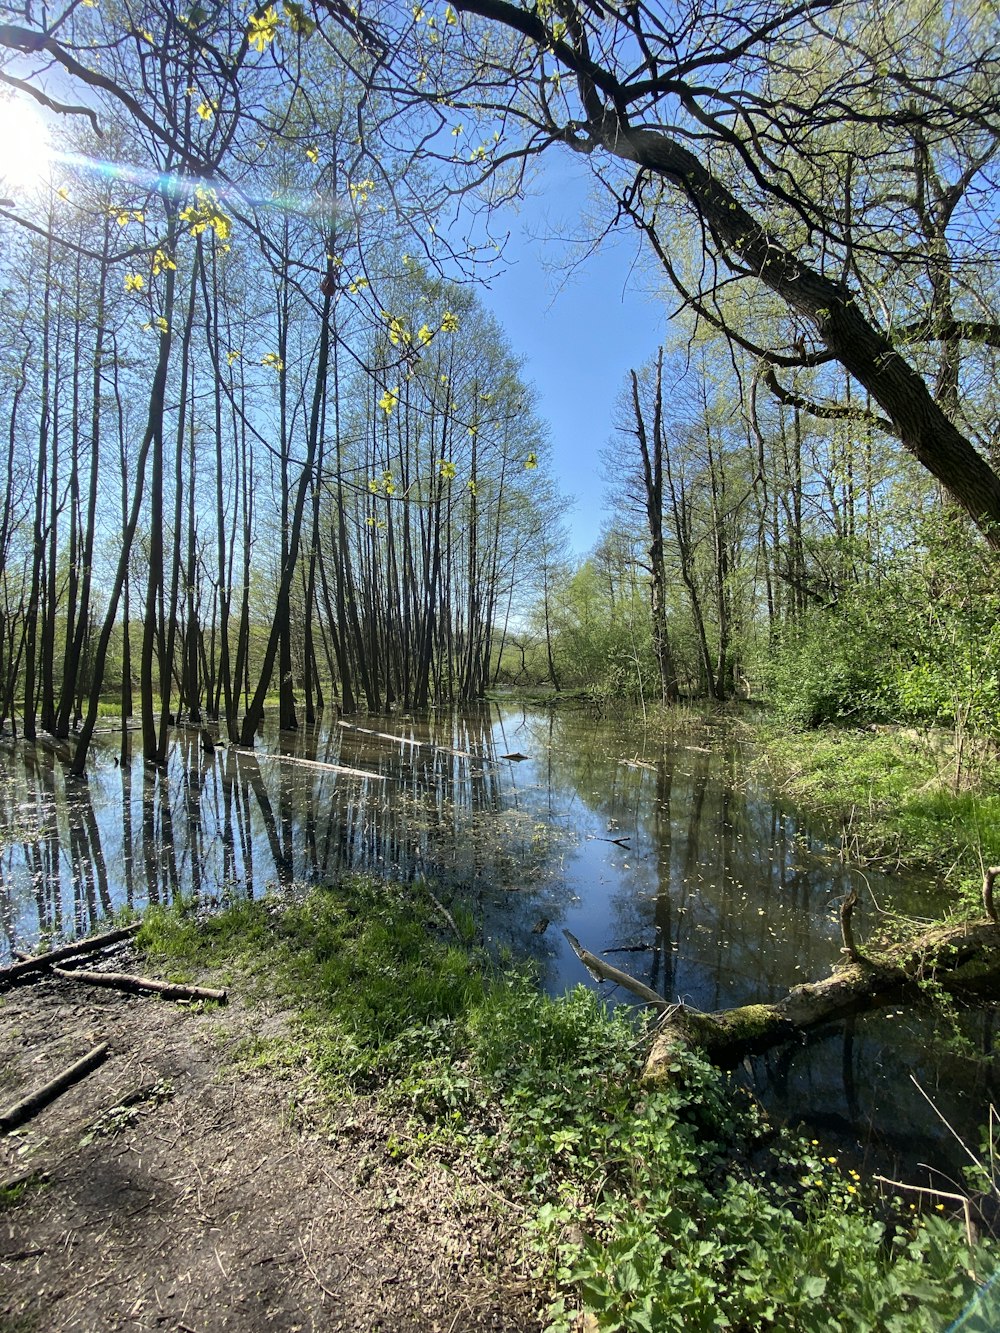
[1,702,996,1183]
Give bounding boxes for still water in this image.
[1,702,996,1180]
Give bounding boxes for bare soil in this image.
[0,947,545,1333]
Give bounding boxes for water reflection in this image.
[0,704,948,1003]
[0,704,994,1181]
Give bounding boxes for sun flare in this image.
[0,98,52,196]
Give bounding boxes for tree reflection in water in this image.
[0,705,989,1181]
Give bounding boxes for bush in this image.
[765,515,1000,735]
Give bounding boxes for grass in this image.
[0,1173,48,1212]
[743,720,1000,908]
[137,875,997,1332]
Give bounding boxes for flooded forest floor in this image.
[0,934,542,1333]
[3,710,1000,1331]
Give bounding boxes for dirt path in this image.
[0,952,544,1332]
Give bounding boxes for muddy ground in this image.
[0,945,546,1332]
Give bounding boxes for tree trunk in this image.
[631,353,680,705]
[643,918,1000,1081]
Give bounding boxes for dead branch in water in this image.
[563,930,669,1012]
[643,918,1000,1083]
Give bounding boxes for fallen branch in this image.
[425,889,460,939]
[643,918,1000,1082]
[49,965,227,1004]
[338,720,421,747]
[0,1043,109,1134]
[874,1176,976,1260]
[0,924,140,990]
[255,750,385,781]
[563,930,669,1011]
[338,720,479,760]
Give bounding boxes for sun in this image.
[0,98,52,197]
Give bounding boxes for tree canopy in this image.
[5,0,1000,534]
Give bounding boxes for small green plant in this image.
[78,1078,175,1147]
[0,1171,48,1211]
[134,877,994,1331]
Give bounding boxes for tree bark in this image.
[642,918,1000,1082]
[0,923,140,990]
[447,0,1000,543]
[610,124,1000,544]
[631,354,680,705]
[50,965,227,1004]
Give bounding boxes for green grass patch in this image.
[748,722,1000,901]
[137,876,997,1331]
[0,1172,49,1212]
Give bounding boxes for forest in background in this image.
[0,54,557,774]
[1,0,999,774]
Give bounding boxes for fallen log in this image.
[0,924,141,990]
[337,721,479,760]
[0,1043,109,1134]
[338,720,421,747]
[643,917,1000,1083]
[564,929,670,1012]
[49,965,227,1004]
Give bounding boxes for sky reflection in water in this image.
[0,702,995,1181]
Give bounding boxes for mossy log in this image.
[643,918,1000,1085]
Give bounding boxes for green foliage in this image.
[750,721,1000,892]
[765,513,1000,737]
[0,1172,48,1212]
[764,604,890,728]
[139,880,994,1330]
[539,559,662,701]
[138,896,274,971]
[471,992,988,1333]
[78,1079,175,1147]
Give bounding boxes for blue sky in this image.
[474,154,668,559]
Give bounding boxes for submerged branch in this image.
[563,929,670,1011]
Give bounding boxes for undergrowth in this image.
[139,879,999,1331]
[746,722,1000,907]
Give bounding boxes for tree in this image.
[628,352,679,704]
[350,0,1000,542]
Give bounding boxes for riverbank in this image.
[0,900,542,1332]
[3,878,995,1331]
[735,716,1000,908]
